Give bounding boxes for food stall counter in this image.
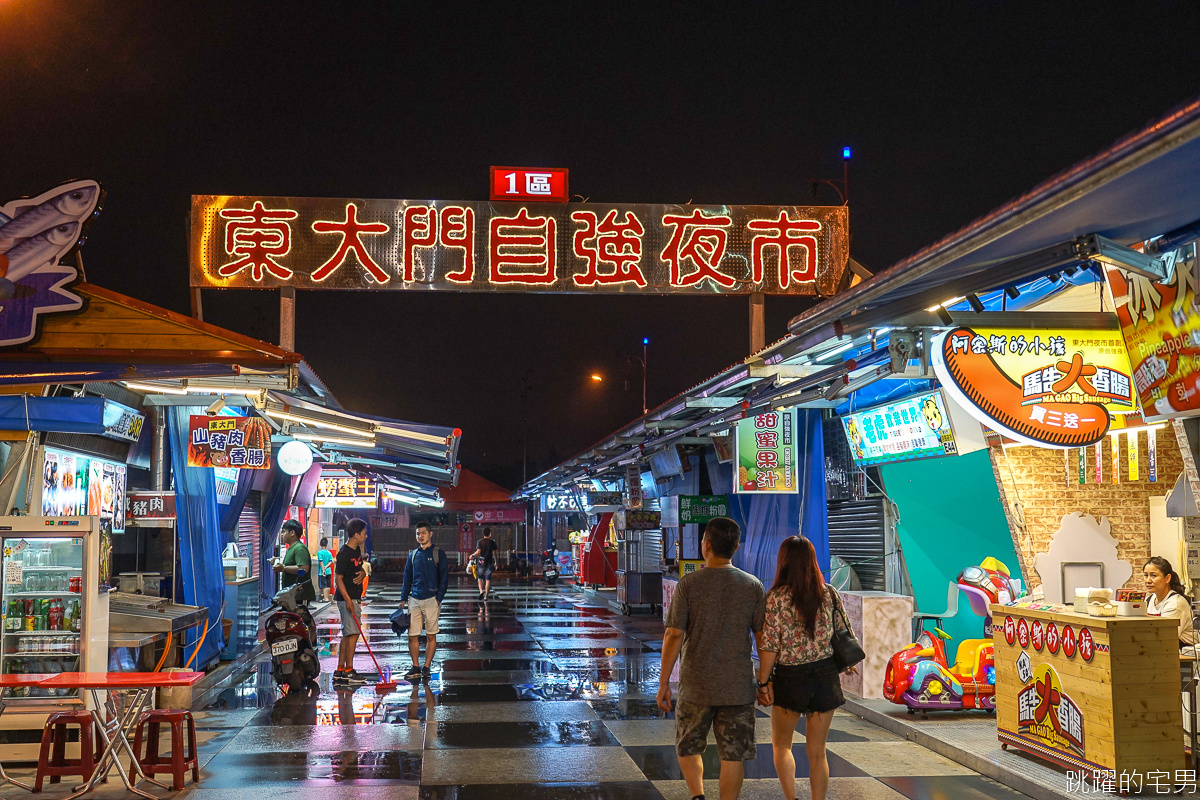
[991,603,1183,780]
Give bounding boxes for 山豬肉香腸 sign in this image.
[933,327,1136,448]
[190,196,849,296]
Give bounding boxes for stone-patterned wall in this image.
[989,430,1183,592]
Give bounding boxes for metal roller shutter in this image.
[238,493,261,578]
[827,498,886,591]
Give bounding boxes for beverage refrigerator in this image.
[0,516,110,758]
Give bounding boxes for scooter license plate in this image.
[271,639,299,656]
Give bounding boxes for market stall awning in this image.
[784,95,1200,347]
[443,469,515,508]
[0,283,303,368]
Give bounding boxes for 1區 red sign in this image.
[491,167,569,203]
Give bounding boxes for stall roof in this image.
[443,469,514,506]
[518,94,1200,498]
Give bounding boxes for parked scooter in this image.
[266,585,320,690]
[542,552,560,585]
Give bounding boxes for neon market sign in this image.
[191,196,849,296]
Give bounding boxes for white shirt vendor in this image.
[1147,590,1198,646]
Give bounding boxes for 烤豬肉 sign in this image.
[190,196,849,296]
[734,410,797,494]
[933,327,1136,448]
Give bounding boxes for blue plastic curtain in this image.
[165,407,226,667]
[705,410,829,588]
[218,468,256,546]
[258,465,293,607]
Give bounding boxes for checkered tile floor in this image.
[4,578,1038,799]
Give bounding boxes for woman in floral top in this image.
[757,536,856,800]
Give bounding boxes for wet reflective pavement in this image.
[6,577,1034,799]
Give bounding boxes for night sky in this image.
[3,2,1199,490]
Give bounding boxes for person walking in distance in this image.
[317,537,334,602]
[333,519,368,686]
[757,536,857,800]
[468,527,499,602]
[400,521,449,681]
[657,518,766,800]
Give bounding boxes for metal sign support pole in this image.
[750,292,765,354]
[280,287,296,351]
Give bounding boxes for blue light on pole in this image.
[842,146,851,160]
[642,337,649,346]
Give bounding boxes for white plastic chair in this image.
[912,581,959,639]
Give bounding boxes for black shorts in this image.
[772,657,845,715]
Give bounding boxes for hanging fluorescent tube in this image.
[291,432,376,447]
[385,491,421,506]
[123,381,187,395]
[185,384,262,396]
[265,408,375,437]
[816,341,857,362]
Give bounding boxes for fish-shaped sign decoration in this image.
[0,180,102,348]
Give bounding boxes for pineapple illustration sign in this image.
[187,415,273,469]
[734,409,797,494]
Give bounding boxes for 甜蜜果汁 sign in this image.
[842,390,958,467]
[190,196,849,296]
[933,327,1136,448]
[187,415,273,469]
[734,410,797,494]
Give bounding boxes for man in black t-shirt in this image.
[468,527,500,602]
[334,519,369,685]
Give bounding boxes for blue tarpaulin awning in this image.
[0,396,107,434]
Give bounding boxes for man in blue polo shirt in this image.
[400,521,449,681]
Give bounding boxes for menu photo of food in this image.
[100,463,115,520]
[42,451,59,516]
[77,459,89,517]
[88,460,102,517]
[113,464,126,533]
[61,454,77,515]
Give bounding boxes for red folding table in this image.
[37,672,204,799]
[0,673,53,791]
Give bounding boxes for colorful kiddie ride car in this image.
[883,628,996,715]
[882,557,1016,715]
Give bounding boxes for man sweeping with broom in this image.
[400,521,449,681]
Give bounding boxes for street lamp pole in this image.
[642,337,648,415]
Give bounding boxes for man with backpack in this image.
[400,521,449,681]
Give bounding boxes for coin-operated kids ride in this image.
[882,558,1017,715]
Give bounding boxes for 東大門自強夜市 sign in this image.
[190,196,849,296]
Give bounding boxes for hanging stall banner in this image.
[586,491,623,508]
[1095,442,1102,483]
[735,409,798,494]
[933,327,1136,449]
[190,196,850,297]
[1110,433,1120,484]
[187,415,272,469]
[101,401,145,443]
[842,390,958,467]
[1149,426,1158,481]
[1077,447,1085,485]
[459,522,474,551]
[678,495,731,524]
[127,491,176,526]
[1104,246,1200,421]
[616,509,662,531]
[1128,431,1139,480]
[624,464,643,509]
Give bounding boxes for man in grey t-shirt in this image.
[658,517,766,800]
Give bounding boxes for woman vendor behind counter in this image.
[1144,556,1198,648]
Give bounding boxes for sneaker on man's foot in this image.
[344,669,370,685]
[332,669,349,684]
[478,592,484,601]
[403,664,422,681]
[421,666,431,680]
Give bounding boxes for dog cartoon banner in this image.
[933,327,1137,449]
[0,181,103,348]
[841,390,959,467]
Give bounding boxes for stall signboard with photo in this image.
[1104,246,1200,421]
[101,401,145,443]
[842,390,958,467]
[191,196,851,297]
[187,415,273,469]
[734,409,797,493]
[41,447,127,533]
[933,326,1137,449]
[315,475,378,509]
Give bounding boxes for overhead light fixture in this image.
[967,294,985,313]
[290,432,376,447]
[185,384,263,396]
[385,491,421,506]
[816,340,857,362]
[935,306,954,325]
[263,404,375,437]
[1004,286,1021,300]
[123,381,187,396]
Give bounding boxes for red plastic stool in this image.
[129,709,198,791]
[34,709,103,793]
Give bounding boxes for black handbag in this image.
[828,586,865,671]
